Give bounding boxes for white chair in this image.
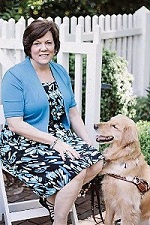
[0,105,78,225]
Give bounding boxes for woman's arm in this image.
[7,117,56,144]
[6,117,80,160]
[69,106,92,145]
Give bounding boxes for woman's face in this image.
[30,31,55,66]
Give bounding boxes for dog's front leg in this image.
[104,202,115,225]
[120,203,140,225]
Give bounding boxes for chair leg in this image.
[0,162,12,225]
[0,161,79,225]
[70,203,79,225]
[0,192,3,221]
[0,213,3,222]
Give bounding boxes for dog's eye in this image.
[112,124,118,129]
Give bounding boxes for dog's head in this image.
[94,114,139,148]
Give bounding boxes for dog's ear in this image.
[120,125,139,148]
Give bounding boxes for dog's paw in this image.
[103,153,111,162]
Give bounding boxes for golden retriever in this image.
[94,114,150,225]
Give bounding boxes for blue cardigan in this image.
[2,57,76,132]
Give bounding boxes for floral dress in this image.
[0,81,103,198]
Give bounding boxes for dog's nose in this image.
[94,124,99,130]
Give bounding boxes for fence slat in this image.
[54,16,62,27]
[78,16,84,30]
[116,14,122,56]
[111,14,117,51]
[104,14,111,49]
[122,14,128,59]
[71,16,77,34]
[127,14,133,73]
[98,15,105,48]
[92,15,99,31]
[85,16,91,32]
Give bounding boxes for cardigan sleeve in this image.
[2,70,24,118]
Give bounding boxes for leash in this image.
[107,173,150,194]
[81,175,105,224]
[90,175,105,224]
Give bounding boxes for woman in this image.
[0,19,103,225]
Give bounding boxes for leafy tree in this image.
[1,0,150,21]
[0,0,21,21]
[96,0,150,15]
[0,0,44,21]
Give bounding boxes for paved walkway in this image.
[0,180,105,225]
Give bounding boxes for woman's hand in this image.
[54,139,80,161]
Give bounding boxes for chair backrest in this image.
[0,105,5,127]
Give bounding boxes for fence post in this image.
[15,17,25,64]
[133,7,150,96]
[85,25,102,147]
[0,20,14,74]
[57,23,70,72]
[74,25,83,115]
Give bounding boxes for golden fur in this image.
[94,114,150,225]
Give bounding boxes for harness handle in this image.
[107,173,150,194]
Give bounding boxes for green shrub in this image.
[100,50,136,121]
[69,50,136,122]
[134,85,150,122]
[69,53,87,118]
[147,85,150,108]
[137,121,150,164]
[134,97,150,122]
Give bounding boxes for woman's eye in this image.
[33,42,40,46]
[46,41,52,45]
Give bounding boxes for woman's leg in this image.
[48,160,103,202]
[83,160,103,184]
[51,159,103,225]
[51,169,87,225]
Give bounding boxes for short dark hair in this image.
[23,19,60,57]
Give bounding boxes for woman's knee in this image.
[87,160,103,174]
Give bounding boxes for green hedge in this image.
[100,50,136,121]
[134,86,150,122]
[69,49,136,122]
[137,121,150,164]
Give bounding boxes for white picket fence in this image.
[0,6,150,142]
[0,15,102,145]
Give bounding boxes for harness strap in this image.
[107,173,150,194]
